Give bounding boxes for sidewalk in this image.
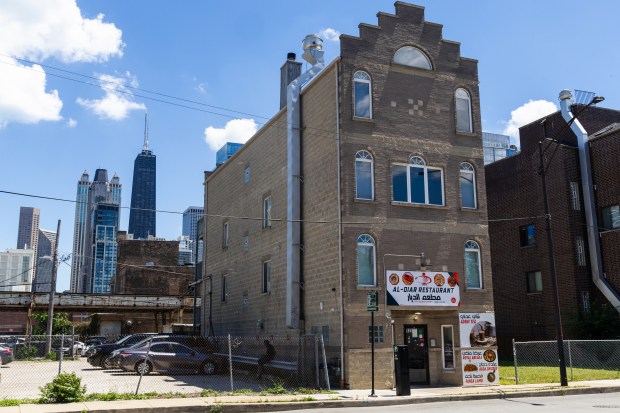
[2,379,620,413]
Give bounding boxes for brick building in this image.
[203,2,494,388]
[486,92,620,356]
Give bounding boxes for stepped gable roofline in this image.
[341,1,475,63]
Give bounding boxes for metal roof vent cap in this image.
[302,34,324,65]
[559,89,573,102]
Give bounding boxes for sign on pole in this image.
[367,291,378,312]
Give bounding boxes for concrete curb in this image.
[5,385,620,413]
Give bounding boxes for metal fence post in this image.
[58,334,64,375]
[228,334,233,391]
[320,335,330,391]
[135,337,153,396]
[314,335,319,388]
[567,340,573,381]
[513,339,519,385]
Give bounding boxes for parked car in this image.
[108,335,215,367]
[0,345,14,365]
[86,334,159,369]
[0,336,24,350]
[117,342,219,375]
[72,341,86,356]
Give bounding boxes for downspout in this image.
[286,35,325,329]
[335,61,345,383]
[559,90,620,311]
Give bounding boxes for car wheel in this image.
[201,360,217,375]
[135,360,152,375]
[101,355,114,369]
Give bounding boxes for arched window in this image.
[460,162,477,209]
[393,46,432,70]
[357,234,376,286]
[353,71,372,119]
[455,88,473,133]
[355,151,374,200]
[464,240,482,289]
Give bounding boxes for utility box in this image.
[394,345,410,396]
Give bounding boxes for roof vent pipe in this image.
[285,35,325,330]
[559,89,620,312]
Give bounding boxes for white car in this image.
[72,341,86,356]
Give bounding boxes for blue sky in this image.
[1,0,619,292]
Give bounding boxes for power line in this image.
[0,188,547,226]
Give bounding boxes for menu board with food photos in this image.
[385,271,460,307]
[461,348,499,385]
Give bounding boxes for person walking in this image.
[256,339,276,379]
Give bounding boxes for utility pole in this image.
[45,220,61,354]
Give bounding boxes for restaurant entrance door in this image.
[404,324,429,384]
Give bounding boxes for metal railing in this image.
[512,339,620,384]
[0,334,329,400]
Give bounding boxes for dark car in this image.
[86,334,159,369]
[0,345,14,365]
[108,335,215,367]
[117,342,219,375]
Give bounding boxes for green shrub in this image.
[45,352,57,361]
[16,346,37,360]
[39,372,86,403]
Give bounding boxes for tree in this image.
[32,312,73,335]
[566,300,620,339]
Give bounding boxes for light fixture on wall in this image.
[413,312,422,321]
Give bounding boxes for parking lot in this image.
[0,359,262,399]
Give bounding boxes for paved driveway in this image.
[0,359,262,399]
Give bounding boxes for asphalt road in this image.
[0,359,264,399]
[273,393,620,413]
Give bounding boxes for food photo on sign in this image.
[459,312,497,347]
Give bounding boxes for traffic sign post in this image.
[368,291,378,397]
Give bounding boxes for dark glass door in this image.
[404,324,429,384]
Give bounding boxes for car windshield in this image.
[114,336,134,345]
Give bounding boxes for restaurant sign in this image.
[385,271,460,307]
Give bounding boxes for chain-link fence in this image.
[513,339,620,384]
[0,334,329,400]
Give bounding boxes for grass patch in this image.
[0,398,38,407]
[498,359,620,384]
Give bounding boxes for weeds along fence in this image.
[0,334,329,400]
[512,339,620,384]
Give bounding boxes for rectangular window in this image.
[244,165,250,184]
[357,243,375,286]
[576,236,586,266]
[570,182,580,210]
[354,80,371,118]
[243,235,249,252]
[262,260,271,293]
[441,325,455,370]
[263,197,272,228]
[520,224,536,247]
[526,271,543,293]
[465,249,482,289]
[221,275,227,302]
[355,159,373,200]
[602,205,620,230]
[581,291,590,313]
[222,222,229,248]
[368,325,384,343]
[392,163,444,206]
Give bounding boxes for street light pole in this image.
[538,125,568,387]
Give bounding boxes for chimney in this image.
[280,53,302,110]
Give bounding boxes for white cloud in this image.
[0,56,63,128]
[502,100,558,142]
[66,118,77,127]
[76,72,145,120]
[319,28,341,42]
[0,1,124,63]
[204,118,257,150]
[0,0,124,127]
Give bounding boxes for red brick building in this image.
[486,93,620,355]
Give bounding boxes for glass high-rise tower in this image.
[70,169,121,293]
[128,114,156,239]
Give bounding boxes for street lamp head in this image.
[591,96,605,105]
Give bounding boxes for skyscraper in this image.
[128,114,156,239]
[16,207,40,255]
[182,206,203,240]
[34,229,56,293]
[70,169,121,293]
